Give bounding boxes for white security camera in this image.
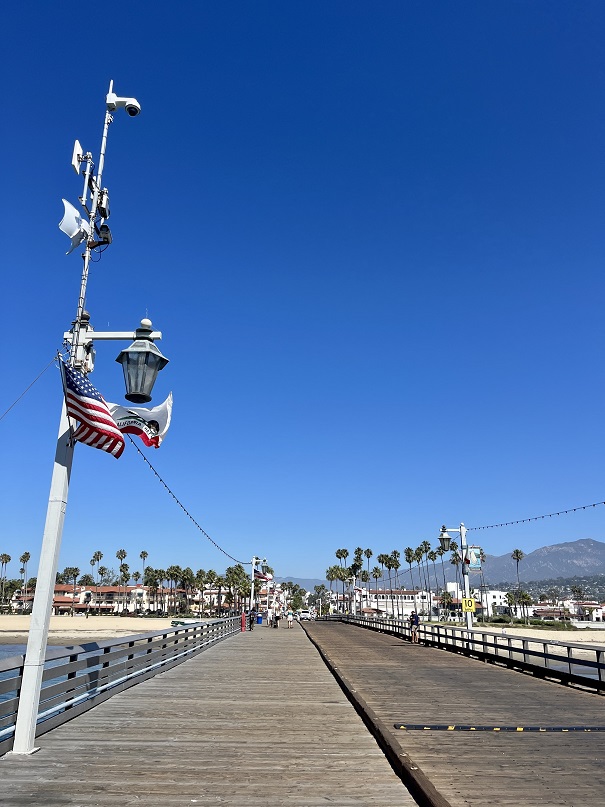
[106,91,141,117]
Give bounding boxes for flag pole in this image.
[12,82,116,755]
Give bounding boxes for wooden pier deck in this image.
[0,622,415,807]
[3,619,605,807]
[304,620,605,807]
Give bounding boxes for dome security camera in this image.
[106,91,141,117]
[124,99,141,117]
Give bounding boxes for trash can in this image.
[257,614,263,625]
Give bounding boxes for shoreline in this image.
[1,615,604,648]
[0,615,182,646]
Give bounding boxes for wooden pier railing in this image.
[0,617,240,756]
[330,614,605,692]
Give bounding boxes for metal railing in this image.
[0,617,240,756]
[327,614,605,693]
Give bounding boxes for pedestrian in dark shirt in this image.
[409,611,420,643]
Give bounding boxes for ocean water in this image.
[0,645,26,662]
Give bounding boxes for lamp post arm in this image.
[65,330,162,342]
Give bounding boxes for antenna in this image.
[71,140,83,174]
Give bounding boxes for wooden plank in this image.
[305,621,605,807]
[0,623,416,806]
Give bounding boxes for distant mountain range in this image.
[278,539,605,591]
[479,538,605,584]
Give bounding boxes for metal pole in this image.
[249,558,256,613]
[12,399,74,753]
[12,81,122,754]
[70,94,112,367]
[459,523,473,632]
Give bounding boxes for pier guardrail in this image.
[327,614,605,694]
[0,617,240,757]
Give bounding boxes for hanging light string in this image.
[0,356,58,423]
[468,501,605,532]
[126,434,250,565]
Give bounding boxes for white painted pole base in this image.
[12,400,74,755]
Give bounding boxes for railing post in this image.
[65,652,79,711]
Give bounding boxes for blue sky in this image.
[1,1,604,583]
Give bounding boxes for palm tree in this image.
[195,569,206,617]
[478,548,488,621]
[180,567,195,613]
[155,569,167,612]
[505,591,516,623]
[205,570,217,615]
[390,551,401,617]
[325,565,339,610]
[92,551,103,614]
[19,552,30,603]
[164,565,179,614]
[428,550,439,616]
[404,548,416,612]
[146,567,159,612]
[518,590,532,624]
[511,548,524,617]
[511,549,524,591]
[450,551,462,602]
[414,548,425,608]
[371,566,382,612]
[376,553,389,586]
[436,547,447,591]
[441,590,454,619]
[215,575,226,616]
[420,540,431,583]
[363,549,373,608]
[335,548,349,569]
[63,566,80,616]
[0,554,12,605]
[116,550,127,612]
[119,564,130,612]
[140,550,148,586]
[334,566,349,612]
[420,541,432,615]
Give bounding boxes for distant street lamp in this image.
[346,576,357,616]
[438,523,473,632]
[249,557,267,612]
[12,82,168,756]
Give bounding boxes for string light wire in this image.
[126,434,249,565]
[0,357,57,422]
[468,501,605,532]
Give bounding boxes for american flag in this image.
[62,362,125,458]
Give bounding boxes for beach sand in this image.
[1,615,604,647]
[0,614,181,646]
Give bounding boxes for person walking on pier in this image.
[287,608,294,628]
[409,611,419,643]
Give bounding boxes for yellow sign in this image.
[462,597,476,613]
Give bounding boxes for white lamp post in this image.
[438,523,473,632]
[249,557,267,612]
[11,82,168,756]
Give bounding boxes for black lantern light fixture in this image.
[115,318,169,403]
[438,525,451,552]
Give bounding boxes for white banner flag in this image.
[108,393,173,448]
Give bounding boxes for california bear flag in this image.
[108,393,173,448]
